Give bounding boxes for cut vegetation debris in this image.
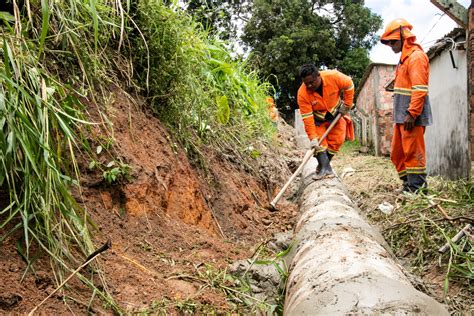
[333,142,473,314]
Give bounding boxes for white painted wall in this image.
[426,49,469,179]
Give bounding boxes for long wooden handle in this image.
[270,113,342,208]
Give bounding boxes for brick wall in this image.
[356,68,377,149]
[355,64,396,156]
[376,65,396,155]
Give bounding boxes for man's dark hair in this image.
[299,64,319,78]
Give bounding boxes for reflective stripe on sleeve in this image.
[412,85,428,92]
[343,84,354,91]
[314,111,326,119]
[394,87,412,96]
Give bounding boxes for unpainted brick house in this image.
[354,63,396,156]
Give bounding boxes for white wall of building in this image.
[426,49,469,179]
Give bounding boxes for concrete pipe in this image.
[283,158,448,315]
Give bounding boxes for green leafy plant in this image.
[102,160,132,184]
[0,0,131,311]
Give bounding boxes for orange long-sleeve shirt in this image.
[297,70,354,140]
[392,45,432,126]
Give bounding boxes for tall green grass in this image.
[0,0,128,306]
[133,0,276,169]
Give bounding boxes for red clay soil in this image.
[0,87,300,314]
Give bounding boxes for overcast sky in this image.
[366,0,471,64]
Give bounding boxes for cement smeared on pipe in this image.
[283,158,448,315]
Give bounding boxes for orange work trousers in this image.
[390,124,426,179]
[314,118,347,155]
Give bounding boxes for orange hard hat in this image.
[380,18,413,44]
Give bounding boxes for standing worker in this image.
[381,18,432,193]
[297,64,354,179]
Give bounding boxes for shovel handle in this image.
[270,113,342,208]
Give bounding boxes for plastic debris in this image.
[378,201,394,214]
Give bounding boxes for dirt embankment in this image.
[0,86,300,314]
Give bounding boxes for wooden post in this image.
[430,0,468,27]
[469,3,474,164]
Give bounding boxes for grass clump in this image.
[0,0,131,310]
[133,0,276,169]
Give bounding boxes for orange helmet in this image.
[380,18,413,44]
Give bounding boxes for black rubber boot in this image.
[395,175,410,194]
[314,151,334,180]
[407,174,427,193]
[316,152,333,174]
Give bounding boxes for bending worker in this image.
[381,18,432,193]
[297,64,354,179]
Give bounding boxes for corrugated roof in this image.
[426,28,466,60]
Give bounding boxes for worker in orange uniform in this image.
[297,64,354,179]
[381,18,432,193]
[265,96,279,124]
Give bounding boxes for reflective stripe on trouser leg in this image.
[314,118,346,155]
[405,125,427,190]
[393,124,427,190]
[401,125,426,173]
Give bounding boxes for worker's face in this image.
[303,73,321,92]
[387,39,402,53]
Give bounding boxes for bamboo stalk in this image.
[438,224,472,254]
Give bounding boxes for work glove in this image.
[310,138,323,151]
[338,104,351,115]
[403,113,415,131]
